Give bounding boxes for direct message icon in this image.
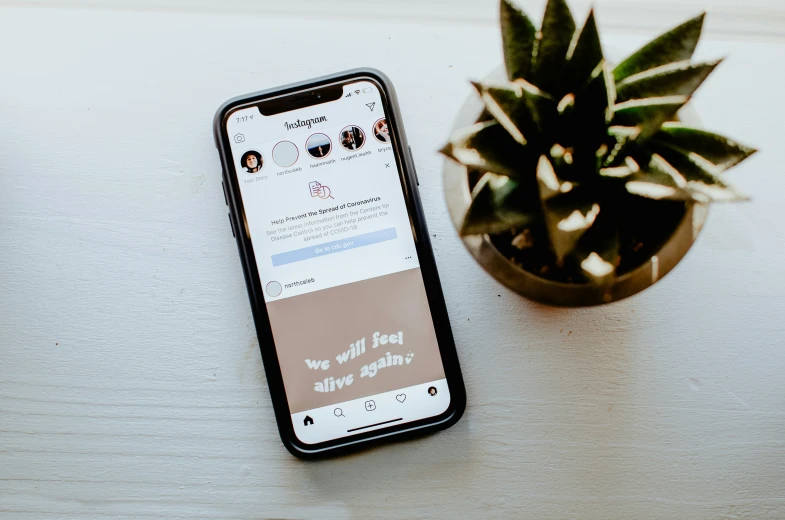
[309,181,333,199]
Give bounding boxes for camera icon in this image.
[234,133,245,143]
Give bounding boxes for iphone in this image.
[213,69,465,458]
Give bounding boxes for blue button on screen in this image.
[271,227,398,267]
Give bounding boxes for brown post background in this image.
[266,268,446,413]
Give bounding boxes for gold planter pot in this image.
[443,87,708,306]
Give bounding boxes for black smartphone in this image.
[213,68,465,458]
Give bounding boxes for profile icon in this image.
[339,125,365,151]
[272,140,299,167]
[306,133,332,159]
[373,118,391,143]
[241,150,263,173]
[266,281,282,298]
[428,386,437,397]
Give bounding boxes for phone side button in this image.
[408,145,419,186]
[228,214,236,238]
[222,180,229,206]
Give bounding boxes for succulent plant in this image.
[441,0,756,284]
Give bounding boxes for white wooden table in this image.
[2,1,784,518]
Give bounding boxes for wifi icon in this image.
[354,90,360,95]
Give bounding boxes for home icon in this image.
[303,416,314,426]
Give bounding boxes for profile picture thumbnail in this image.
[306,133,332,159]
[241,150,263,173]
[273,140,299,167]
[340,125,365,151]
[373,118,391,143]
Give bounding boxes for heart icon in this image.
[396,394,406,403]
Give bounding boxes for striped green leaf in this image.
[652,123,758,172]
[472,79,556,146]
[649,142,749,201]
[500,0,537,81]
[614,13,705,82]
[561,10,604,96]
[616,60,721,103]
[461,173,539,236]
[440,121,537,179]
[613,96,688,140]
[532,0,576,93]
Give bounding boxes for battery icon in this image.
[362,87,373,93]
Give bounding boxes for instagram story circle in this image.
[240,150,263,174]
[339,125,365,151]
[273,141,299,168]
[266,281,282,298]
[306,133,332,159]
[373,118,391,143]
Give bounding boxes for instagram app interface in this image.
[226,80,450,444]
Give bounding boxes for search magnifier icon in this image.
[334,408,345,418]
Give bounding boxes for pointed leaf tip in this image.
[575,214,620,283]
[649,142,748,202]
[460,172,538,236]
[540,186,603,263]
[614,12,706,82]
[613,96,688,141]
[500,0,537,81]
[652,124,758,172]
[437,143,453,157]
[616,60,721,102]
[441,121,536,179]
[561,9,603,95]
[473,79,557,146]
[532,0,576,93]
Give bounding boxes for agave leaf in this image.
[536,155,570,201]
[543,191,602,263]
[652,123,758,171]
[440,121,537,179]
[472,79,556,146]
[649,142,748,201]
[461,172,538,236]
[624,153,692,200]
[561,10,604,97]
[501,0,537,81]
[552,63,616,177]
[537,156,599,262]
[575,213,620,283]
[614,13,706,82]
[616,60,721,103]
[563,62,614,148]
[613,96,688,141]
[532,0,576,94]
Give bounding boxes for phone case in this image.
[213,68,466,459]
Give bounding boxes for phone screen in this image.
[224,79,450,445]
